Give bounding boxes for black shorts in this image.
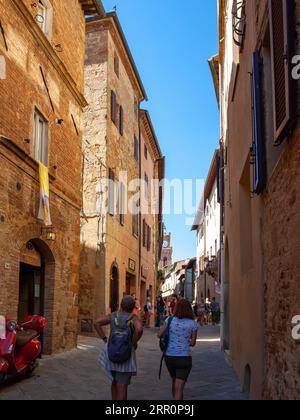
[165,356,192,382]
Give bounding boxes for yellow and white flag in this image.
[38,161,52,226]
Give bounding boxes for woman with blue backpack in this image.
[157,298,198,401]
[95,296,143,401]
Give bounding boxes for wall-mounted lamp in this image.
[41,226,56,241]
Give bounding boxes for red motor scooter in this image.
[0,315,46,382]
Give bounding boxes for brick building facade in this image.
[217,0,300,399]
[0,0,104,354]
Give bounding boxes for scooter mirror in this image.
[0,316,5,339]
[7,320,17,332]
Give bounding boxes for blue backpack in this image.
[108,313,134,364]
[159,316,173,353]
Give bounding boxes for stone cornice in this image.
[12,0,88,108]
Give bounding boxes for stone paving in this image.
[0,326,247,400]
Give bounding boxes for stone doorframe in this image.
[14,224,56,355]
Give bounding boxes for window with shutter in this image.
[119,106,124,135]
[252,51,266,195]
[111,91,117,124]
[108,169,116,216]
[134,136,139,161]
[269,0,294,145]
[147,226,151,251]
[143,219,147,248]
[0,20,8,51]
[114,54,119,78]
[119,181,126,225]
[33,108,49,166]
[132,214,139,237]
[216,154,221,203]
[144,173,149,198]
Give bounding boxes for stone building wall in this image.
[263,130,300,400]
[0,0,87,353]
[262,0,300,396]
[80,16,144,329]
[79,25,108,329]
[220,0,300,399]
[140,112,159,309]
[220,0,265,399]
[105,26,140,309]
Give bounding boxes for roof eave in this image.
[81,0,106,18]
[140,109,163,159]
[107,12,148,102]
[208,54,220,107]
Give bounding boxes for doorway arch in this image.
[223,237,230,351]
[19,241,44,323]
[243,364,251,394]
[110,264,119,313]
[19,238,55,354]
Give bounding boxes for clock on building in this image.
[163,240,169,248]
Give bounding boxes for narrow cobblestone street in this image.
[0,326,247,401]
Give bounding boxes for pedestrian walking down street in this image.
[205,298,212,325]
[131,294,141,317]
[95,296,143,401]
[193,301,198,318]
[157,299,198,401]
[196,299,207,326]
[144,297,152,328]
[157,296,166,327]
[211,297,220,326]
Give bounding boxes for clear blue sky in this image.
[102,0,220,262]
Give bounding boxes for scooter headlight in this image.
[7,321,17,332]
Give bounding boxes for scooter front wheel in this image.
[25,360,39,378]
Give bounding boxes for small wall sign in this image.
[128,259,136,272]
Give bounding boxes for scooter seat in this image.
[16,330,39,348]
